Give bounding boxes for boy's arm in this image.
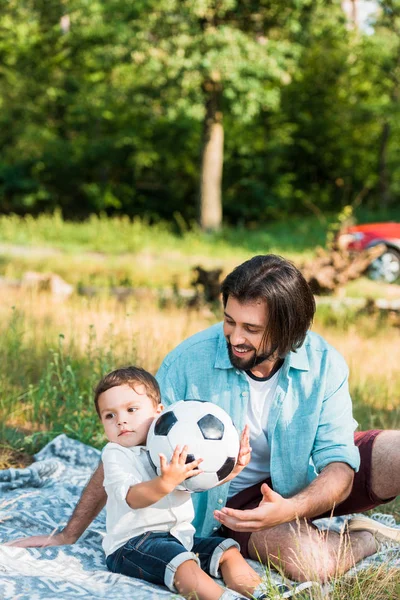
[126,476,179,509]
[126,446,203,509]
[5,463,106,547]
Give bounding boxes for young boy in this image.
[95,366,268,600]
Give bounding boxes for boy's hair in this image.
[94,366,161,417]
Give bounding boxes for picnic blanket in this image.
[0,434,399,600]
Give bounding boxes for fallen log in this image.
[300,244,387,295]
[191,266,223,304]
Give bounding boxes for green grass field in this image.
[0,212,328,290]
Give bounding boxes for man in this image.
[8,254,400,583]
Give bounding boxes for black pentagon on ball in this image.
[154,411,177,436]
[146,450,158,474]
[217,457,236,481]
[197,414,224,440]
[185,453,200,470]
[186,398,207,402]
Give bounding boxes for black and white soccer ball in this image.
[146,400,240,492]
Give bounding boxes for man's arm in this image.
[214,461,354,532]
[5,463,106,547]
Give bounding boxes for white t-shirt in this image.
[102,443,195,556]
[228,369,279,499]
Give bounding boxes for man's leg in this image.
[260,429,400,582]
[224,429,400,583]
[370,430,400,500]
[247,520,377,583]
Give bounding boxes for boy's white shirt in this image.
[102,442,195,557]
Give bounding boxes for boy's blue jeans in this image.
[106,531,239,591]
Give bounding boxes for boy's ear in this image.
[156,404,164,413]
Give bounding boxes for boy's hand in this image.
[159,445,203,491]
[232,425,251,476]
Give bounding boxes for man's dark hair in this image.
[94,366,161,417]
[221,254,315,357]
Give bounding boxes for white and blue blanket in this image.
[0,434,399,599]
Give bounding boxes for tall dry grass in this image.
[0,288,216,453]
[1,287,399,451]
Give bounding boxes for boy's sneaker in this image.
[219,590,249,600]
[257,580,322,598]
[347,514,400,550]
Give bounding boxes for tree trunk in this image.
[342,0,359,28]
[199,85,223,232]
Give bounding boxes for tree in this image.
[373,1,400,207]
[124,0,316,230]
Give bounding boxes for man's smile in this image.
[231,345,254,356]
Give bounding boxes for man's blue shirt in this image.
[156,323,360,537]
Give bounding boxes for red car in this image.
[337,222,400,283]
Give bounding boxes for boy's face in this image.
[98,384,163,447]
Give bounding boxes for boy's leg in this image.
[110,532,244,600]
[107,531,224,596]
[174,560,226,600]
[191,536,259,598]
[218,546,261,598]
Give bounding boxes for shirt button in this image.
[241,392,248,397]
[218,499,223,504]
[213,526,218,531]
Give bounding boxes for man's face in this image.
[98,384,163,448]
[223,296,275,373]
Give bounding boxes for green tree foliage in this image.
[0,0,398,224]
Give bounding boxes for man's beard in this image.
[226,340,276,371]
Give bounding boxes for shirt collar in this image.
[286,341,310,371]
[214,322,310,372]
[214,328,232,369]
[127,445,147,455]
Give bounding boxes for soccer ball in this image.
[146,400,240,492]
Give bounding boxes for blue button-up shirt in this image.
[156,323,360,537]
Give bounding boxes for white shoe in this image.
[347,514,400,549]
[219,590,248,600]
[256,580,321,599]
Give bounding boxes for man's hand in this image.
[214,482,295,532]
[159,445,203,492]
[3,530,76,548]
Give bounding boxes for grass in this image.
[0,211,329,255]
[0,210,365,289]
[0,210,399,290]
[0,212,329,290]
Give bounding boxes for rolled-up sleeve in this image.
[311,353,360,474]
